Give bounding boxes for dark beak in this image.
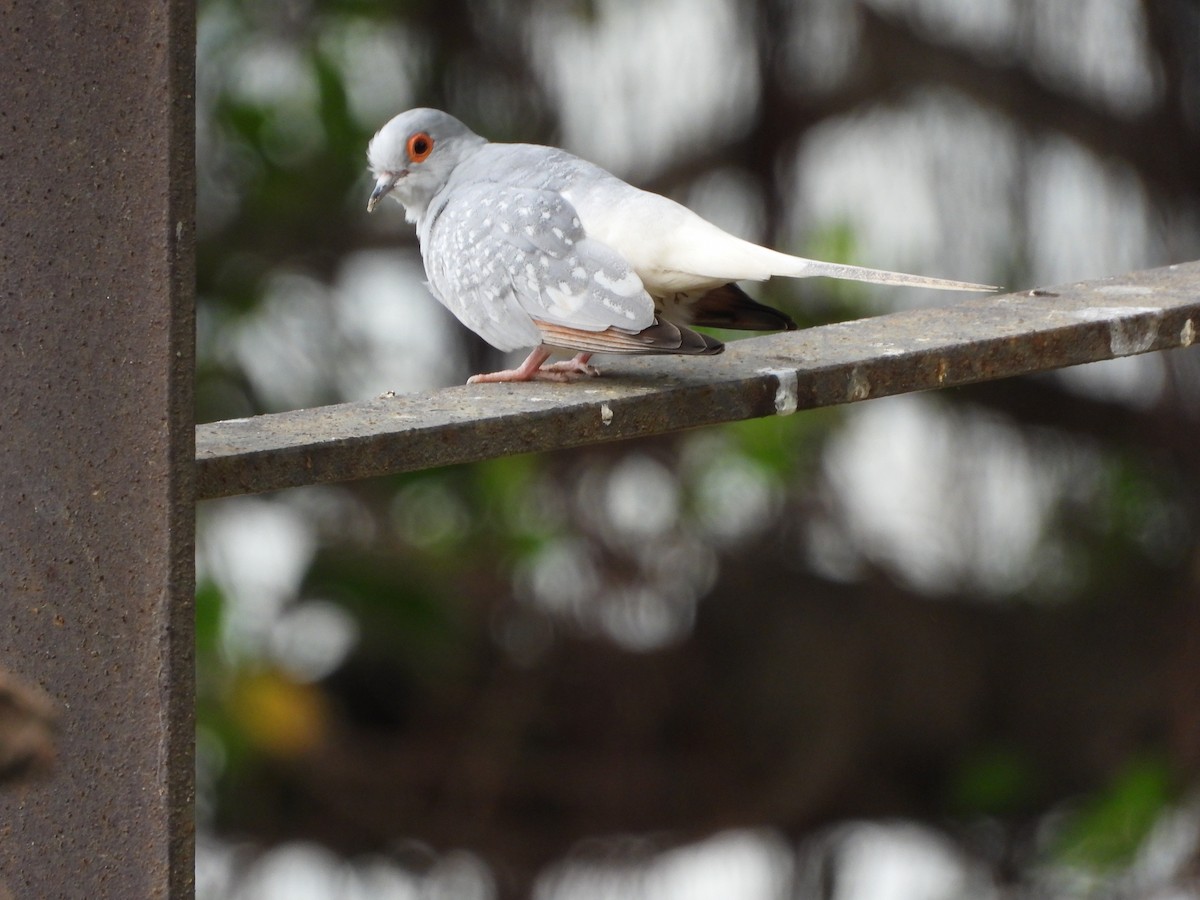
[367,174,399,213]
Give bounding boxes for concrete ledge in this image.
[197,261,1200,499]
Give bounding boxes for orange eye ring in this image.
[407,132,434,163]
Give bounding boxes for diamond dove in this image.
[367,108,994,383]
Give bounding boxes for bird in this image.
[366,108,995,384]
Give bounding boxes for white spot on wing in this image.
[594,269,642,296]
[546,285,585,315]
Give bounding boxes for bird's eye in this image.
[407,132,434,162]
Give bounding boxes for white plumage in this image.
[367,108,995,383]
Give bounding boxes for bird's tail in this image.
[780,255,998,292]
[661,214,999,292]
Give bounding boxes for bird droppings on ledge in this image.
[1066,306,1162,355]
[196,261,1200,498]
[1109,316,1161,356]
[846,368,872,402]
[757,368,799,415]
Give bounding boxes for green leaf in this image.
[195,577,225,659]
[1055,755,1173,870]
[949,746,1039,815]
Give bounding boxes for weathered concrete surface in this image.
[0,2,195,897]
[197,262,1200,499]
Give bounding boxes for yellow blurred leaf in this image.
[229,670,328,759]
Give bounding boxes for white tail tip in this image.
[799,259,999,292]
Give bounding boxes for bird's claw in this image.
[539,359,600,378]
[466,363,600,384]
[467,351,599,384]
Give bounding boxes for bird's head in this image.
[367,108,486,217]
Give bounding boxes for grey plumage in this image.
[367,108,994,383]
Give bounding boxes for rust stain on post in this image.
[197,262,1200,499]
[0,2,195,897]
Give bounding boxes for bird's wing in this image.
[420,182,658,352]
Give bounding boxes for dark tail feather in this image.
[683,283,797,331]
[630,319,724,355]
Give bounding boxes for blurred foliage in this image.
[1055,757,1174,872]
[193,0,1200,896]
[949,746,1040,817]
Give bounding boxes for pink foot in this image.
[540,353,599,378]
[467,351,598,384]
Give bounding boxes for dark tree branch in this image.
[855,6,1200,202]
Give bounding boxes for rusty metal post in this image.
[0,1,195,897]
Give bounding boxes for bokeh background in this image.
[193,0,1200,897]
